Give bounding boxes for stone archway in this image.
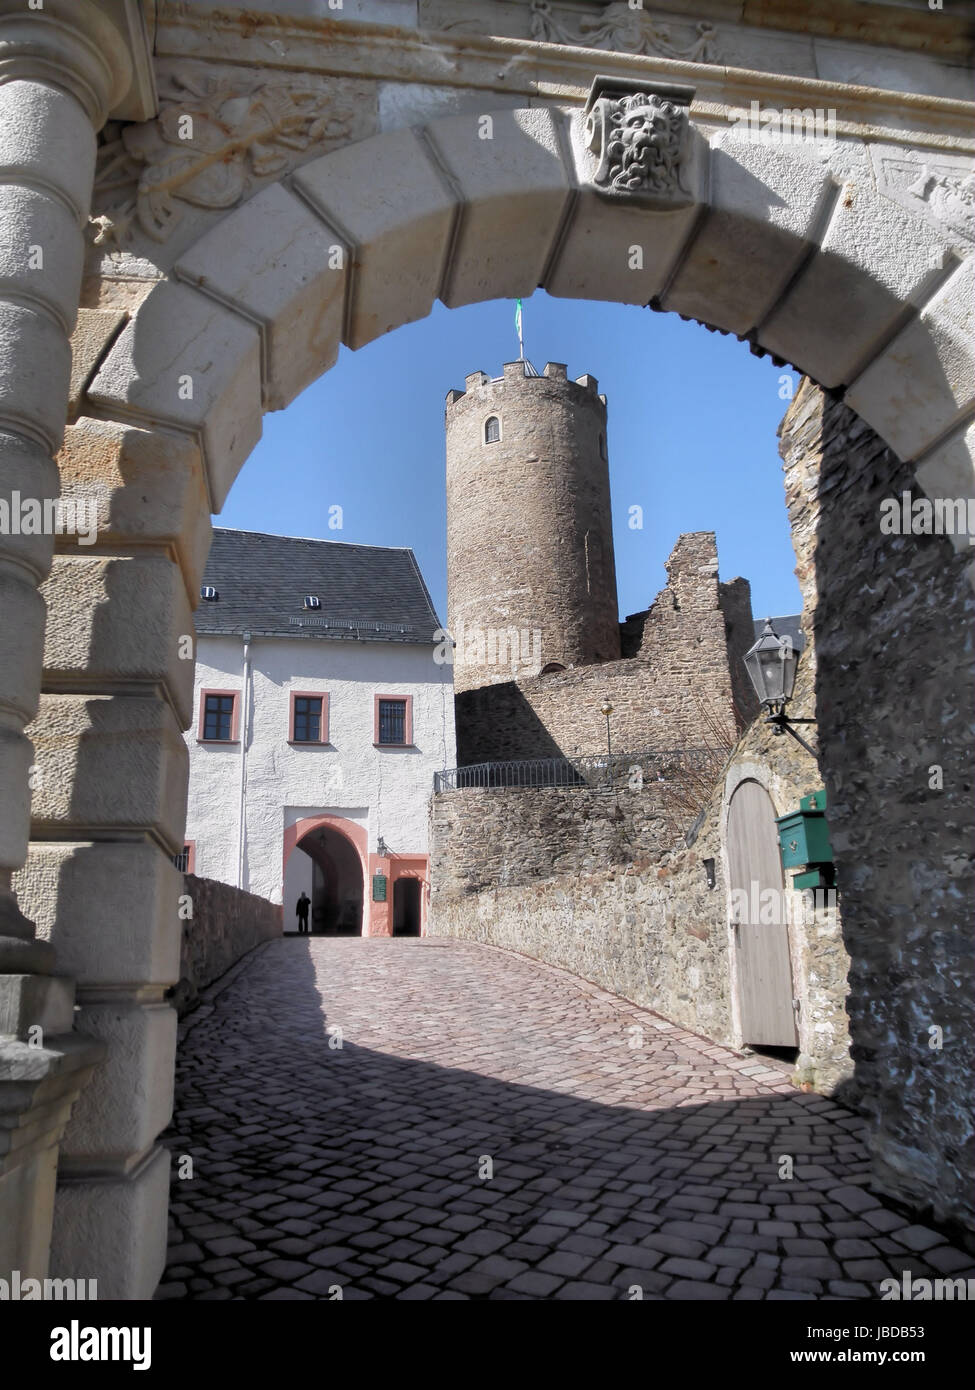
[283,814,368,937]
[1,0,972,1297]
[79,105,973,512]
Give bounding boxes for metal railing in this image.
[433,748,717,793]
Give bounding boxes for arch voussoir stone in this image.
[915,420,975,555]
[86,280,262,511]
[845,254,975,466]
[292,126,456,353]
[174,182,349,415]
[424,107,573,308]
[759,180,955,389]
[546,114,707,306]
[661,133,837,336]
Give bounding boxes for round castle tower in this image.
[445,361,621,695]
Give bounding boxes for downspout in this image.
[237,632,252,890]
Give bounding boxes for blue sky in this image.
[218,291,803,626]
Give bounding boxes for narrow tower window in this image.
[484,415,501,444]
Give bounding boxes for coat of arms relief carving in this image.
[90,69,362,250]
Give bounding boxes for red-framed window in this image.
[374,694,413,747]
[289,691,329,744]
[173,840,196,874]
[198,689,240,742]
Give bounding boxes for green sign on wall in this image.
[372,873,387,903]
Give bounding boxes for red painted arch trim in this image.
[282,814,369,888]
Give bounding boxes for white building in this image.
[182,528,455,936]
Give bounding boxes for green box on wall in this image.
[776,799,833,870]
[372,874,387,902]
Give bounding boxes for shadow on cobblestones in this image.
[157,938,974,1301]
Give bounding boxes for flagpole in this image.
[515,298,524,361]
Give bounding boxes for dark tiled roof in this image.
[754,614,805,652]
[195,529,442,643]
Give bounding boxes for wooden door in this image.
[726,780,798,1046]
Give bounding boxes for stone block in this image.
[28,694,189,854]
[51,1143,170,1300]
[0,430,58,582]
[57,417,211,600]
[913,418,975,553]
[0,724,33,871]
[663,131,834,335]
[378,82,520,134]
[68,309,127,421]
[845,256,975,461]
[175,183,348,412]
[426,108,571,307]
[761,182,954,387]
[86,281,262,511]
[292,126,455,351]
[58,1000,176,1162]
[41,552,195,727]
[0,187,84,329]
[0,1138,58,1280]
[0,974,74,1040]
[0,1031,104,1278]
[0,302,71,453]
[0,569,44,723]
[15,841,182,987]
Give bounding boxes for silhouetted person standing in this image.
[296,892,310,934]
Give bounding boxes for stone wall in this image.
[432,784,670,896]
[431,776,738,1046]
[779,381,975,1232]
[173,875,282,1014]
[431,722,851,1091]
[455,531,758,764]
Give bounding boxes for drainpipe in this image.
[237,632,252,890]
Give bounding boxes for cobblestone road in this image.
[158,937,974,1300]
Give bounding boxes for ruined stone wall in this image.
[445,362,620,694]
[455,531,754,763]
[172,875,283,1015]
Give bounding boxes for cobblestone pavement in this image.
[158,937,974,1301]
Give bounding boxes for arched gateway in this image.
[0,0,971,1297]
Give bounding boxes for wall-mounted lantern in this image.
[743,618,817,756]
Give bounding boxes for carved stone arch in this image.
[80,103,973,525]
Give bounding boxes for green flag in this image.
[514,298,524,357]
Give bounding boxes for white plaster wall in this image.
[282,846,314,927]
[184,633,455,902]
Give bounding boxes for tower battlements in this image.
[446,362,607,408]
